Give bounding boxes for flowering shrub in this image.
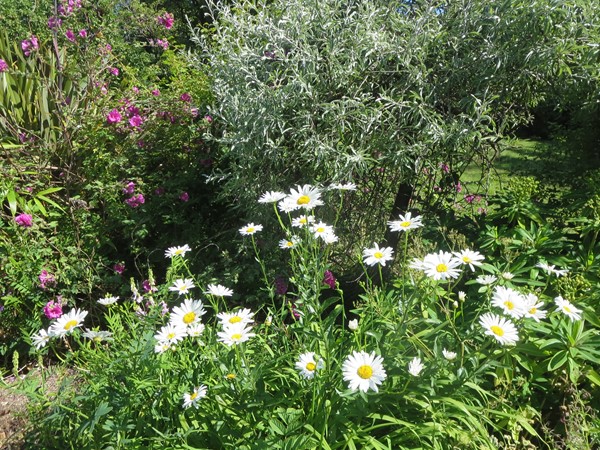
[23,183,600,449]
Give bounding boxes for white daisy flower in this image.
[453,249,485,271]
[291,215,315,228]
[49,308,88,338]
[154,323,188,345]
[363,243,394,267]
[554,296,582,321]
[320,232,339,244]
[82,329,114,342]
[329,182,357,191]
[458,291,467,302]
[187,323,206,337]
[169,278,195,296]
[239,223,263,236]
[165,244,191,258]
[537,262,569,277]
[258,191,286,203]
[98,295,119,306]
[170,299,206,327]
[523,293,547,322]
[205,284,234,297]
[348,319,359,331]
[32,329,51,350]
[421,251,462,281]
[501,272,514,280]
[479,312,519,345]
[310,222,335,240]
[387,212,423,232]
[182,385,207,409]
[491,286,526,319]
[279,237,299,249]
[217,308,255,327]
[279,184,323,211]
[409,258,426,271]
[295,352,324,379]
[408,357,424,376]
[217,322,256,346]
[154,341,173,354]
[442,349,457,360]
[476,274,497,285]
[342,350,387,393]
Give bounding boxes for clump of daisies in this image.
[31,308,90,350]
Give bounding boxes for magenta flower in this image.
[109,67,119,76]
[65,29,75,42]
[151,89,160,96]
[48,16,62,29]
[132,86,139,94]
[129,115,143,128]
[142,279,157,293]
[125,193,145,208]
[323,270,336,289]
[464,194,476,204]
[123,181,135,195]
[154,187,165,196]
[21,35,39,57]
[15,213,33,227]
[43,300,63,319]
[179,192,189,202]
[113,263,125,274]
[157,12,174,29]
[180,93,191,102]
[78,29,87,38]
[39,270,56,289]
[204,114,213,123]
[106,109,122,124]
[440,163,450,173]
[0,59,8,72]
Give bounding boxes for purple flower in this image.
[129,114,143,128]
[274,276,288,296]
[21,35,39,57]
[113,263,125,274]
[157,12,174,29]
[151,89,160,96]
[106,109,122,124]
[48,16,62,29]
[180,93,191,102]
[0,59,8,72]
[204,115,213,123]
[78,29,87,38]
[65,29,75,42]
[290,302,301,320]
[15,213,33,227]
[132,86,139,94]
[109,67,119,76]
[440,163,450,173]
[43,300,63,319]
[179,192,189,202]
[464,194,476,204]
[142,279,157,293]
[122,181,135,195]
[39,270,56,289]
[156,39,169,50]
[323,270,336,289]
[154,187,165,196]
[125,193,145,208]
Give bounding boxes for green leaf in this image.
[547,350,568,371]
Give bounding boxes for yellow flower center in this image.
[317,227,325,233]
[167,332,176,340]
[183,312,196,324]
[400,221,411,227]
[229,316,242,324]
[286,241,293,247]
[226,373,236,380]
[246,227,255,233]
[436,263,448,273]
[297,195,310,205]
[175,249,183,255]
[564,306,571,313]
[190,392,198,401]
[462,256,472,263]
[357,365,373,379]
[374,251,383,259]
[306,362,316,372]
[64,320,78,331]
[490,325,504,336]
[231,333,243,341]
[504,301,514,310]
[299,218,307,224]
[529,308,537,314]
